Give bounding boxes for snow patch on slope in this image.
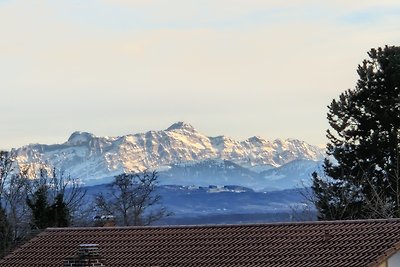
[14,122,325,184]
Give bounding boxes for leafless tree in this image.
[0,152,87,258]
[0,151,30,242]
[25,166,87,225]
[360,150,400,219]
[3,170,30,242]
[95,171,171,226]
[289,183,317,222]
[310,148,400,220]
[0,151,15,202]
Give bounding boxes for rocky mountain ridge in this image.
[14,122,325,183]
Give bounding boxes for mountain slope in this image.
[260,159,324,190]
[14,122,325,183]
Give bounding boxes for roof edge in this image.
[45,218,400,231]
[367,240,400,267]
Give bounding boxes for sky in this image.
[1,0,400,150]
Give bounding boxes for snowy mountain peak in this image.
[14,122,326,184]
[67,131,95,145]
[166,122,196,132]
[247,136,268,146]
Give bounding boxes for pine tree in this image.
[0,205,11,258]
[27,188,71,229]
[26,185,51,229]
[313,46,400,220]
[48,194,70,227]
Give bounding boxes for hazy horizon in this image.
[1,0,400,150]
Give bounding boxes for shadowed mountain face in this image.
[14,122,325,186]
[157,159,323,191]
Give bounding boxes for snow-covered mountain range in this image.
[14,122,325,188]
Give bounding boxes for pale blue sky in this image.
[1,0,400,149]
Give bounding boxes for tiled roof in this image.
[1,219,400,267]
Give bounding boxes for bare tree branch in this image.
[95,170,171,226]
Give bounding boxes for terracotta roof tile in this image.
[1,219,400,267]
